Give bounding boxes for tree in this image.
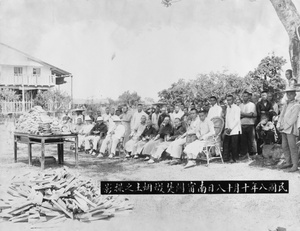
[33,89,71,111]
[158,71,248,105]
[161,0,300,81]
[270,0,300,81]
[0,88,20,101]
[117,91,141,107]
[245,54,287,99]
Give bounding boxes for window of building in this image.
[33,68,41,76]
[14,67,23,76]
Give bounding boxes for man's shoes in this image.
[125,154,131,158]
[170,159,181,165]
[97,153,104,158]
[134,155,139,159]
[287,167,298,172]
[229,159,237,164]
[91,150,97,156]
[85,150,90,154]
[184,161,196,169]
[108,154,114,159]
[148,159,155,164]
[144,156,150,161]
[278,163,293,169]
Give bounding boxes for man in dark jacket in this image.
[149,118,186,163]
[157,106,169,128]
[85,116,108,155]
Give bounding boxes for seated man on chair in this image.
[99,116,125,158]
[183,109,215,169]
[166,108,200,165]
[84,117,108,155]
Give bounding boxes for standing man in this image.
[223,95,241,163]
[120,105,132,144]
[131,103,148,131]
[239,91,257,159]
[151,106,160,131]
[256,91,273,122]
[171,105,184,124]
[102,107,111,126]
[207,96,222,121]
[277,87,300,172]
[285,69,297,87]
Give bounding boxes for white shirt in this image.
[225,104,241,135]
[239,102,256,125]
[207,104,222,121]
[196,118,215,140]
[102,113,111,125]
[112,124,126,139]
[151,113,160,128]
[131,110,148,130]
[187,116,201,135]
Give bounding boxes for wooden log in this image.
[51,199,73,219]
[74,191,97,208]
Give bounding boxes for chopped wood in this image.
[0,168,133,224]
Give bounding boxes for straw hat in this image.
[96,116,104,121]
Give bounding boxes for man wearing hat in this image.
[84,116,108,155]
[277,86,300,172]
[99,116,126,158]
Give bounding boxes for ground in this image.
[0,125,299,231]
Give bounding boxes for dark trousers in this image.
[223,134,239,161]
[241,125,257,156]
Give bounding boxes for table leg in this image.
[75,135,78,167]
[58,143,62,164]
[28,143,32,165]
[41,139,45,170]
[60,143,63,164]
[14,135,17,163]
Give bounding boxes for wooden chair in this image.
[200,116,224,166]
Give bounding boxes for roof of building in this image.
[0,42,71,77]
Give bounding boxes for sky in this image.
[0,0,299,101]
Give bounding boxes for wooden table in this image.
[14,132,78,170]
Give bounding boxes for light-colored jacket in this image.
[278,100,300,136]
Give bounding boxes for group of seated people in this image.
[67,69,300,171]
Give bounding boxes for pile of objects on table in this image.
[0,167,133,228]
[15,106,71,135]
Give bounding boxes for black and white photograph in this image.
[0,0,300,230]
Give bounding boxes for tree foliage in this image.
[158,54,287,105]
[33,89,71,111]
[158,72,247,105]
[245,54,287,99]
[0,88,20,101]
[117,91,141,106]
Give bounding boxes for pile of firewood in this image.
[0,167,133,228]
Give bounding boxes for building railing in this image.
[0,100,70,114]
[0,100,34,114]
[0,74,56,86]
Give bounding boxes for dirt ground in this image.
[0,125,299,231]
